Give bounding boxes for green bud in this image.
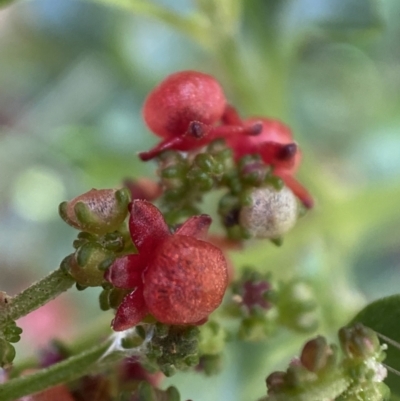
[136,381,156,401]
[161,165,186,179]
[238,190,252,207]
[155,323,169,338]
[194,153,215,172]
[136,325,146,339]
[147,345,163,360]
[99,289,111,311]
[161,363,176,377]
[181,326,200,340]
[158,150,185,165]
[59,188,130,235]
[184,354,199,367]
[277,279,319,333]
[187,170,214,191]
[165,386,181,401]
[265,175,284,190]
[97,256,115,272]
[68,243,114,287]
[3,321,23,343]
[109,288,130,309]
[198,321,227,355]
[218,194,239,214]
[339,324,381,360]
[238,316,272,341]
[0,339,16,367]
[101,232,125,252]
[300,336,335,373]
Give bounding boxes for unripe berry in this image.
[59,188,130,235]
[143,70,226,139]
[239,186,299,239]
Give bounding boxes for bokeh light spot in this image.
[11,166,66,222]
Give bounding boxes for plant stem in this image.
[0,340,118,401]
[0,268,75,327]
[89,0,212,48]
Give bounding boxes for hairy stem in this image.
[0,340,118,401]
[0,268,75,327]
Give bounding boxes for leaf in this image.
[0,0,13,8]
[350,295,400,397]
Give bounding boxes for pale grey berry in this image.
[239,186,298,239]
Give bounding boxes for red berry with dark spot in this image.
[143,70,226,139]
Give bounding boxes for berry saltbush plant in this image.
[0,69,394,401]
[1,1,400,401]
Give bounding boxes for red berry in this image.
[226,117,302,174]
[105,200,228,331]
[143,235,228,325]
[143,70,226,139]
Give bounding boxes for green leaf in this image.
[350,295,400,397]
[0,0,14,8]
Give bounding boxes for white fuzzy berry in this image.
[239,186,299,239]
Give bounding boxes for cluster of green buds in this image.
[227,268,318,341]
[157,139,234,224]
[263,323,390,401]
[142,323,200,377]
[0,320,22,366]
[0,292,22,366]
[156,139,303,242]
[197,320,228,375]
[118,321,227,378]
[59,188,132,289]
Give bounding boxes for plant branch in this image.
[0,268,75,327]
[0,340,118,401]
[88,0,212,48]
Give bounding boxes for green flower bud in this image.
[3,321,23,343]
[238,316,273,341]
[0,339,16,367]
[59,188,130,235]
[165,386,181,401]
[239,186,299,239]
[198,321,227,355]
[277,279,319,333]
[67,243,115,287]
[300,336,336,373]
[339,323,381,360]
[146,325,199,376]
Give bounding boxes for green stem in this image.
[0,340,118,401]
[0,268,75,327]
[88,0,212,48]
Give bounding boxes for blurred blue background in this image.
[1,0,400,399]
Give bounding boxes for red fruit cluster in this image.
[139,70,313,208]
[105,200,228,331]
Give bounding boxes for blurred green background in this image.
[1,0,400,400]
